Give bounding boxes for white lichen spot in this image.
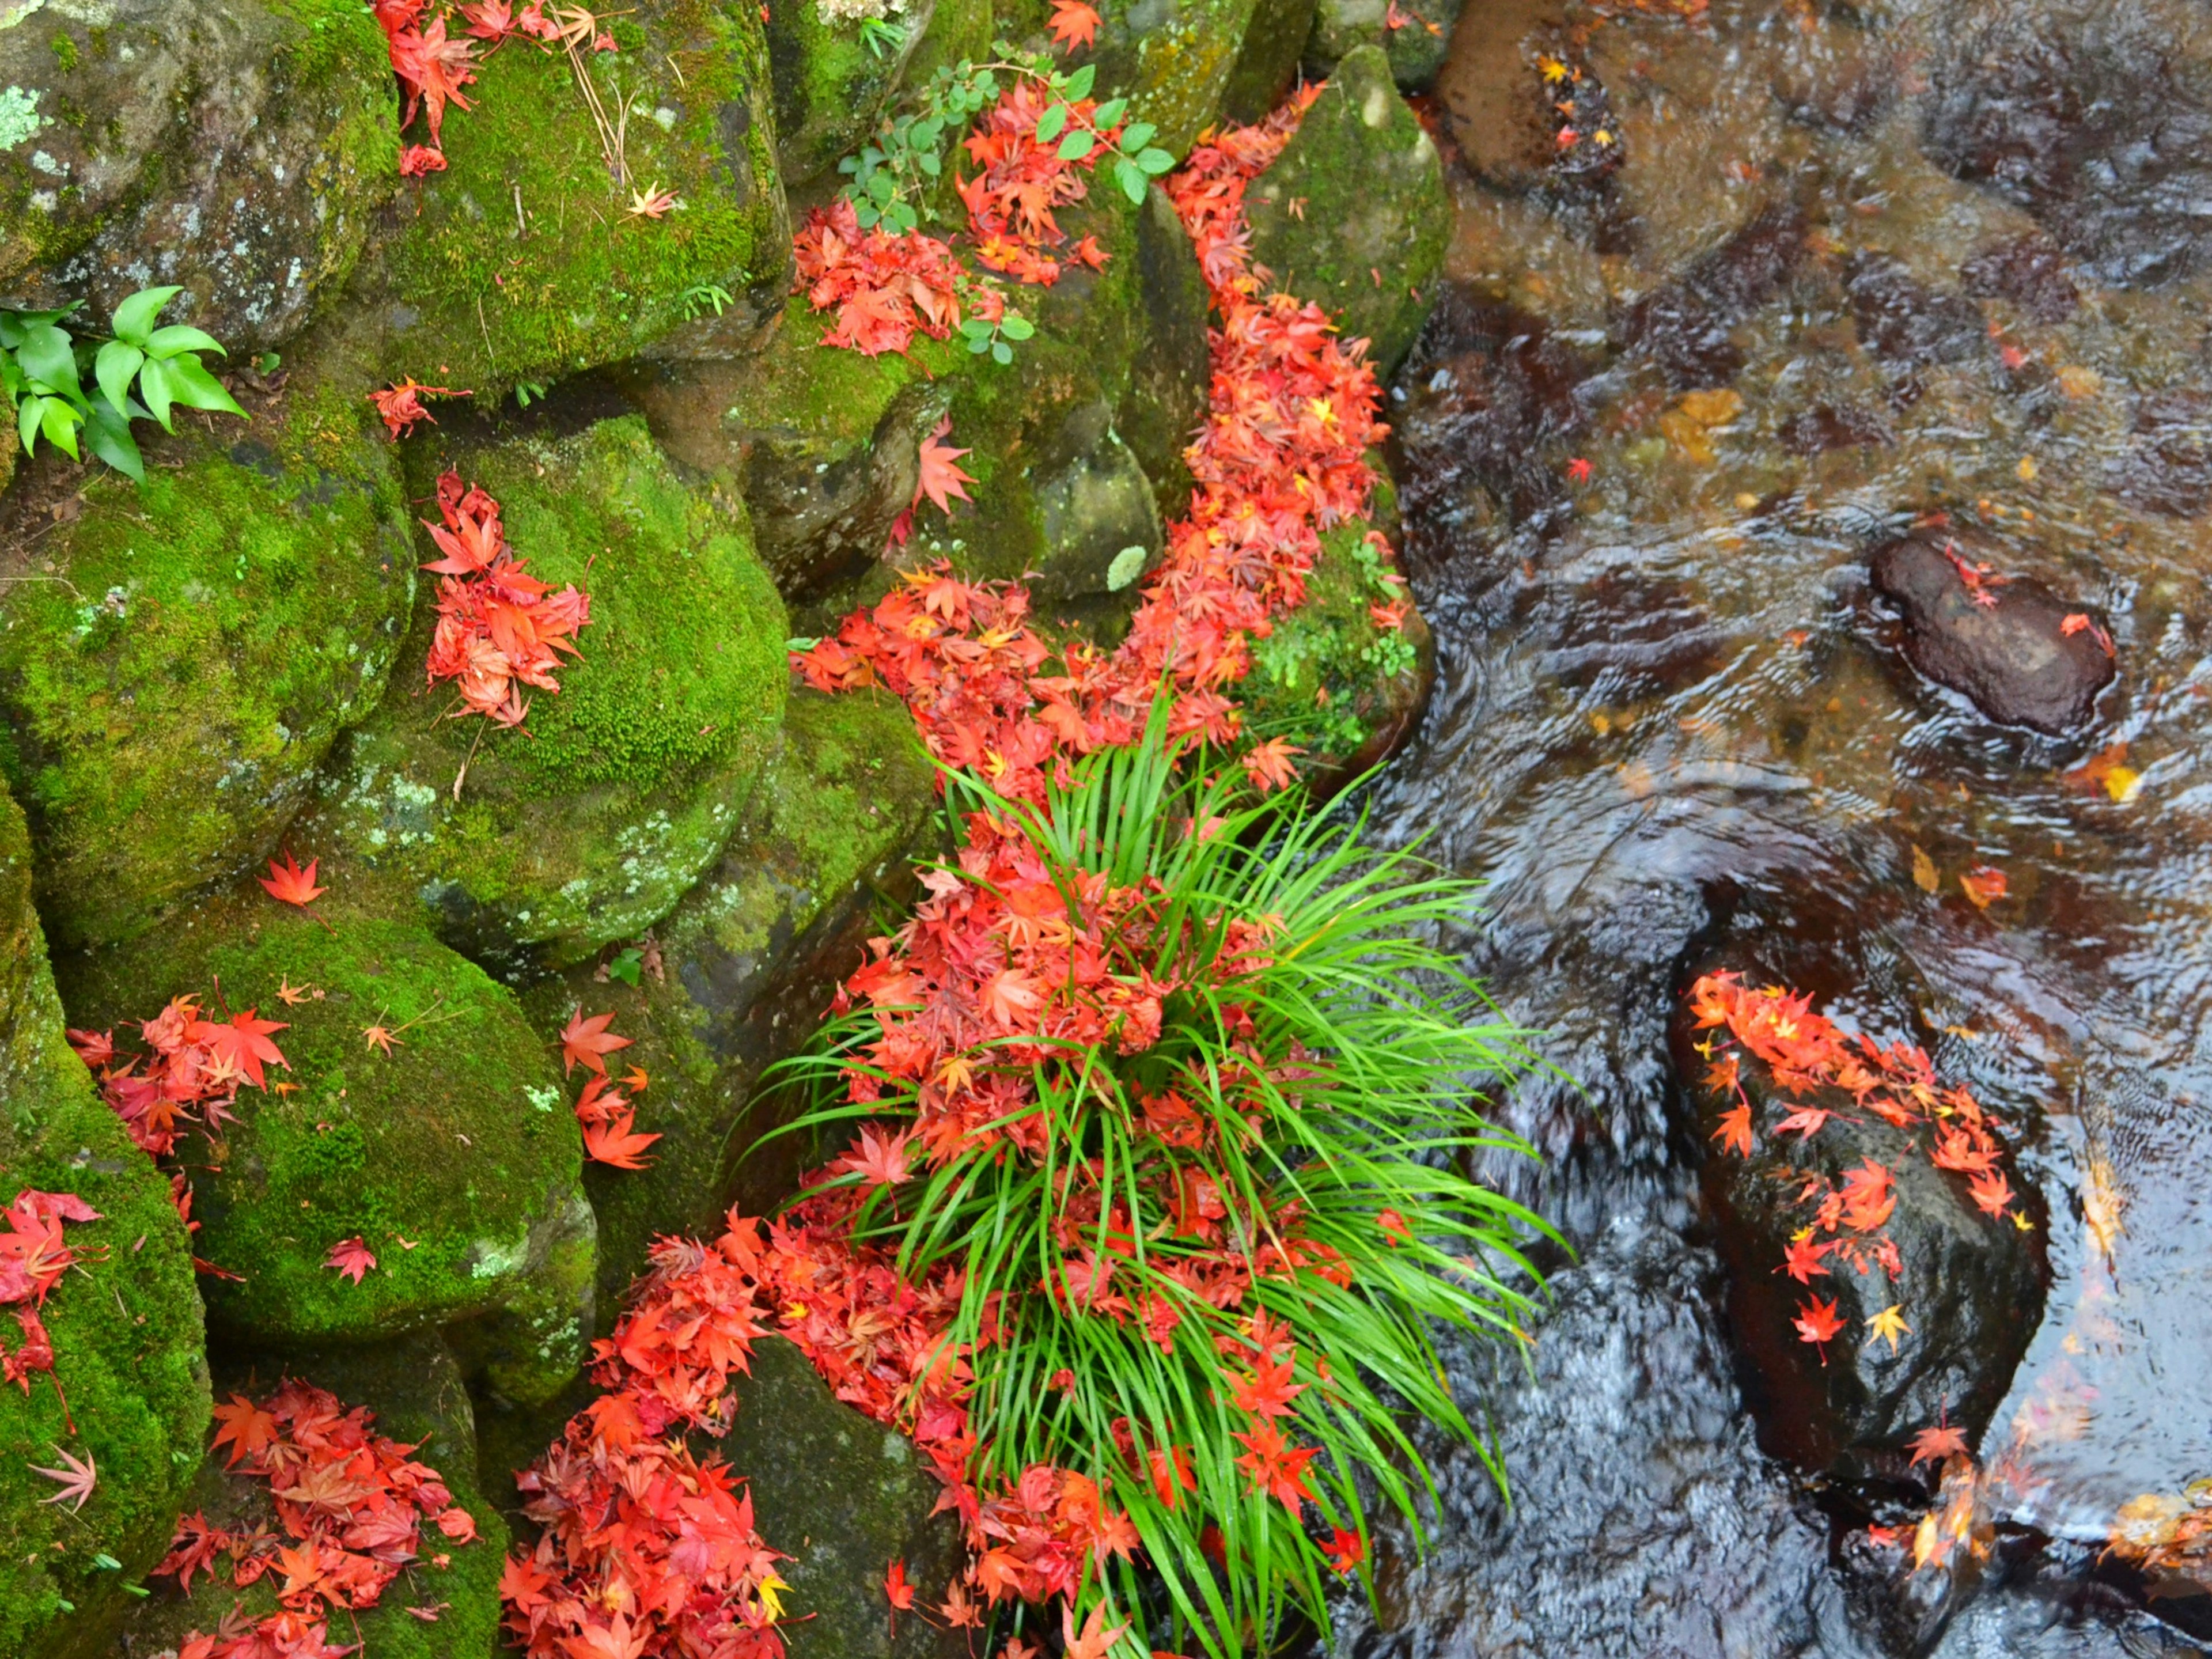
[28,146,60,175]
[469,1231,531,1279]
[0,85,49,152]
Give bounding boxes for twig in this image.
[452,716,489,801]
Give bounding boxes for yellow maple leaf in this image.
[1865,1304,1911,1356]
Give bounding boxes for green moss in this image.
[54,907,593,1404]
[994,0,1260,158]
[48,33,79,71]
[0,381,413,950]
[766,0,921,187]
[116,1334,508,1659]
[899,0,995,88]
[0,787,208,1659]
[313,416,788,965]
[522,686,939,1303]
[1239,521,1425,774]
[381,2,785,396]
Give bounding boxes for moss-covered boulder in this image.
[727,1337,968,1659]
[118,1333,508,1659]
[0,786,209,1658]
[0,359,415,950]
[376,1,789,396]
[523,687,938,1306]
[618,297,955,601]
[900,0,995,86]
[1117,181,1211,527]
[1244,44,1448,377]
[767,0,938,191]
[1222,0,1321,124]
[998,0,1262,160]
[1237,506,1432,788]
[0,0,397,351]
[313,415,787,968]
[1304,0,1461,92]
[56,904,594,1406]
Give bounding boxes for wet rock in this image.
[1305,0,1463,92]
[1783,402,1894,454]
[1323,1219,1872,1659]
[520,688,939,1307]
[0,784,208,1657]
[1245,46,1450,376]
[724,1338,967,1659]
[2104,388,2212,516]
[1433,3,1603,196]
[1772,32,1900,137]
[1844,253,1987,372]
[0,357,414,950]
[768,0,937,190]
[118,1333,509,1659]
[376,0,789,397]
[1869,529,2118,734]
[0,0,395,354]
[1221,0,1320,124]
[1076,0,1264,160]
[1618,202,1809,388]
[1115,170,1214,523]
[1672,971,2048,1480]
[1960,234,2083,324]
[311,416,787,967]
[1921,0,2212,289]
[1390,287,1593,527]
[58,902,594,1406]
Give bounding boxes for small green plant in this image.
[0,285,244,482]
[771,714,1551,1659]
[512,380,551,408]
[857,15,906,58]
[604,945,646,987]
[678,282,734,321]
[956,307,1035,365]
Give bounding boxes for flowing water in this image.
[1327,0,2212,1651]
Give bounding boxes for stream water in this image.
[1323,0,2212,1652]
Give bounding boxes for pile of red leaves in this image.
[562,1007,662,1169]
[153,1379,483,1659]
[957,78,1117,286]
[420,468,593,730]
[374,1,613,177]
[795,86,1403,802]
[502,1220,787,1659]
[1688,971,2025,1435]
[69,997,290,1281]
[791,203,970,359]
[0,1188,101,1425]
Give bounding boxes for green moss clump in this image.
[380,1,786,396]
[115,1334,509,1659]
[522,686,938,1302]
[0,786,209,1658]
[899,0,995,88]
[1238,520,1429,778]
[313,415,788,965]
[994,0,1261,159]
[766,0,927,188]
[0,376,414,949]
[55,906,593,1404]
[1241,43,1450,376]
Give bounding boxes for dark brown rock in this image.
[1869,530,2118,734]
[1618,203,1808,388]
[1960,234,2083,323]
[1782,402,1893,455]
[1843,253,1986,371]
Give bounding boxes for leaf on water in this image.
[1911,844,1940,893]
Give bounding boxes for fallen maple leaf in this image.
[1047,0,1101,51]
[1908,1420,1969,1466]
[1776,1233,1830,1285]
[1322,1526,1365,1573]
[885,1558,916,1611]
[260,851,327,907]
[31,1444,95,1511]
[1959,865,2008,909]
[325,1236,377,1284]
[368,378,461,440]
[1865,1302,1911,1355]
[210,1393,281,1467]
[560,1008,634,1076]
[1241,737,1303,795]
[627,180,681,219]
[835,1124,915,1188]
[1566,456,1592,484]
[1061,1600,1130,1659]
[1793,1294,1847,1351]
[915,418,976,516]
[582,1107,661,1170]
[1966,1168,2016,1218]
[1710,1101,1753,1157]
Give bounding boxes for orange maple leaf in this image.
[1908,1420,1969,1466]
[582,1107,661,1170]
[1061,1601,1130,1659]
[1965,1168,2016,1218]
[1047,0,1101,52]
[210,1392,281,1467]
[1958,865,2008,909]
[884,1558,916,1611]
[915,418,977,516]
[560,1008,634,1076]
[1793,1294,1846,1350]
[260,851,327,908]
[1710,1101,1753,1157]
[834,1124,916,1188]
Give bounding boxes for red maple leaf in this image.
[30,1444,95,1511]
[387,14,477,146]
[884,1558,916,1611]
[196,1009,290,1091]
[1241,737,1302,795]
[582,1107,661,1170]
[560,1009,634,1076]
[1047,0,1101,51]
[1793,1294,1847,1351]
[1061,1602,1130,1659]
[834,1124,916,1188]
[915,418,976,516]
[1710,1101,1753,1157]
[1322,1526,1365,1573]
[211,1392,281,1467]
[1775,1233,1831,1285]
[324,1237,377,1284]
[1908,1420,1970,1466]
[368,379,460,440]
[1966,1168,2016,1218]
[260,850,327,907]
[1230,1351,1306,1420]
[1232,1420,1320,1512]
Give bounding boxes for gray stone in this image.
[1305,0,1463,91]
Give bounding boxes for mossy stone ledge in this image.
[1244,43,1450,377]
[994,0,1263,160]
[521,685,939,1306]
[0,0,398,352]
[0,785,209,1659]
[375,0,790,397]
[767,0,939,192]
[0,362,415,950]
[56,900,594,1407]
[1304,0,1463,93]
[311,415,788,969]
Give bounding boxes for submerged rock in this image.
[1959,234,2083,324]
[1843,253,1987,372]
[376,0,789,395]
[1244,46,1450,377]
[118,1332,509,1659]
[0,360,414,950]
[1618,202,1809,389]
[0,785,209,1657]
[2105,388,2212,517]
[1869,529,2118,734]
[313,415,787,967]
[0,0,396,353]
[58,904,594,1406]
